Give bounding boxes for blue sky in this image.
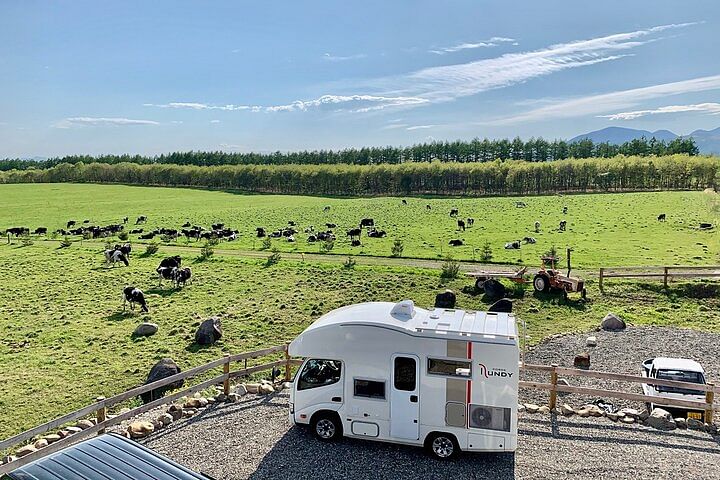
[1,0,719,157]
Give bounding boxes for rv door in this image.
[390,354,420,440]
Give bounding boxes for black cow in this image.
[6,227,29,236]
[182,222,191,228]
[33,227,47,235]
[130,229,144,234]
[157,266,177,286]
[504,241,521,249]
[116,243,132,257]
[323,206,331,212]
[123,286,148,312]
[563,206,568,214]
[401,199,407,205]
[347,228,362,239]
[367,228,387,238]
[159,255,182,269]
[426,204,432,210]
[136,215,147,224]
[522,237,536,244]
[359,218,374,228]
[657,213,666,222]
[326,223,337,229]
[449,239,463,247]
[449,209,459,217]
[212,223,225,230]
[123,216,129,224]
[307,234,317,242]
[139,232,155,239]
[67,220,76,228]
[83,219,90,224]
[467,218,474,227]
[559,220,567,231]
[351,239,361,247]
[457,220,466,231]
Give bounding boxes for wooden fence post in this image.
[223,355,231,396]
[599,268,604,294]
[95,397,106,435]
[705,383,714,424]
[663,267,669,289]
[284,342,291,382]
[549,364,558,410]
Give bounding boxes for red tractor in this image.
[532,248,586,299]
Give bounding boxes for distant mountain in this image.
[570,126,720,154]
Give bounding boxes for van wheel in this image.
[312,412,342,442]
[426,433,459,459]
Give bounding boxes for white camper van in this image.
[288,300,520,459]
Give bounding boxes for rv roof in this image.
[652,357,705,373]
[300,300,518,342]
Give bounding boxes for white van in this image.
[288,300,519,459]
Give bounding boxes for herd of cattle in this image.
[255,217,385,247]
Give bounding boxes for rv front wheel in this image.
[312,413,342,442]
[427,433,459,459]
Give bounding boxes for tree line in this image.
[1,155,716,196]
[0,136,700,171]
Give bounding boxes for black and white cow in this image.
[174,267,192,288]
[457,220,466,231]
[504,240,521,249]
[123,286,149,312]
[136,215,148,225]
[105,249,129,267]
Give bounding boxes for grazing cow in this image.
[256,227,266,238]
[401,199,407,205]
[504,241,521,250]
[123,216,129,224]
[116,243,132,257]
[269,230,282,238]
[426,204,431,210]
[159,255,182,269]
[307,234,317,242]
[174,267,192,288]
[156,266,177,286]
[123,286,149,312]
[6,227,29,237]
[522,237,537,244]
[515,202,527,208]
[304,226,315,233]
[287,235,296,242]
[326,223,337,229]
[351,239,361,247]
[323,206,331,212]
[212,223,225,230]
[657,213,666,222]
[367,228,387,238]
[136,215,147,224]
[347,228,362,239]
[182,222,191,228]
[449,209,459,217]
[83,219,90,224]
[559,220,567,231]
[467,218,475,227]
[563,206,568,214]
[457,219,466,231]
[130,229,144,234]
[287,221,296,227]
[449,239,463,247]
[67,220,76,228]
[33,227,47,235]
[139,232,155,240]
[534,221,541,233]
[360,218,374,228]
[105,249,129,267]
[316,231,335,241]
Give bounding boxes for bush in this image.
[343,256,357,269]
[391,239,404,257]
[440,256,460,279]
[481,242,493,262]
[104,240,114,250]
[199,241,215,260]
[544,245,559,261]
[261,237,272,250]
[161,233,176,243]
[145,242,159,255]
[60,237,73,248]
[82,231,92,240]
[266,248,281,266]
[20,234,33,247]
[321,237,335,252]
[118,231,129,241]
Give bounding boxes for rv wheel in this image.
[312,412,342,442]
[427,433,459,459]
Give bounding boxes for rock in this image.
[518,404,526,412]
[245,383,260,394]
[606,412,620,421]
[235,384,248,396]
[538,405,550,414]
[215,393,227,402]
[195,316,223,346]
[601,312,626,331]
[43,434,61,444]
[134,322,158,337]
[483,279,506,300]
[573,352,590,369]
[2,456,18,465]
[168,405,183,421]
[620,415,635,424]
[65,426,82,434]
[618,408,640,419]
[183,408,197,417]
[259,384,275,395]
[206,397,215,403]
[687,418,704,430]
[645,408,676,430]
[581,404,604,417]
[140,358,184,404]
[157,413,174,426]
[705,423,718,435]
[576,407,590,417]
[127,421,154,438]
[488,298,513,313]
[76,419,94,430]
[184,397,208,409]
[525,403,540,414]
[675,418,687,429]
[560,404,575,416]
[15,445,37,457]
[33,439,48,449]
[434,290,456,309]
[57,430,70,439]
[557,378,570,386]
[586,336,597,347]
[227,393,240,402]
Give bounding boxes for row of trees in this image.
[1,155,716,196]
[0,137,700,171]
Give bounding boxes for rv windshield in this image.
[298,359,342,390]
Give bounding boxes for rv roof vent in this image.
[391,300,416,319]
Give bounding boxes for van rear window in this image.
[427,358,472,377]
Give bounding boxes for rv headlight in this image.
[468,404,511,432]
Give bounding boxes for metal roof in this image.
[6,434,208,480]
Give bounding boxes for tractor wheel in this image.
[475,277,488,291]
[533,274,549,293]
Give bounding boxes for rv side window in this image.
[297,359,342,391]
[427,358,472,377]
[354,379,386,399]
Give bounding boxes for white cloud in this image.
[53,117,160,128]
[491,74,720,124]
[219,143,245,151]
[322,52,367,62]
[143,102,260,112]
[599,102,720,120]
[406,124,437,130]
[430,37,515,54]
[210,119,221,124]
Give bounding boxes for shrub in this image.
[145,242,159,255]
[20,234,33,247]
[161,233,176,243]
[261,237,272,250]
[321,237,334,252]
[60,237,72,248]
[343,256,357,269]
[481,242,493,262]
[82,231,92,240]
[118,231,129,241]
[266,248,281,266]
[440,256,460,279]
[200,241,215,260]
[391,239,404,257]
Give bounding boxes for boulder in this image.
[2,456,18,465]
[168,408,183,421]
[184,397,208,409]
[76,419,94,430]
[134,322,158,337]
[705,423,718,435]
[687,418,704,430]
[645,408,676,430]
[259,383,275,395]
[434,290,456,309]
[183,408,197,417]
[33,439,48,449]
[618,408,640,419]
[675,417,687,429]
[245,383,260,394]
[601,313,626,331]
[488,298,513,313]
[15,445,37,457]
[573,352,590,369]
[234,384,248,396]
[127,421,154,439]
[524,403,540,414]
[620,415,635,424]
[586,336,597,347]
[559,404,575,416]
[195,317,223,346]
[215,393,228,403]
[483,280,506,300]
[140,358,184,404]
[65,426,82,434]
[537,405,551,414]
[43,434,61,444]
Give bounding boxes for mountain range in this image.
[570,126,720,154]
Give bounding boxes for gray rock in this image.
[601,313,626,331]
[157,413,174,426]
[234,384,248,396]
[134,322,158,337]
[674,417,687,429]
[687,418,705,430]
[488,298,513,313]
[15,445,37,457]
[645,408,676,430]
[434,290,456,309]
[195,317,223,346]
[215,393,227,402]
[586,336,597,347]
[573,352,590,369]
[140,358,184,404]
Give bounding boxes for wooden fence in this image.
[0,343,301,474]
[599,265,720,292]
[520,363,717,421]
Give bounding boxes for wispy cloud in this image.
[322,52,367,62]
[406,124,438,130]
[54,117,160,128]
[490,74,720,124]
[599,102,720,120]
[210,119,221,124]
[430,37,515,55]
[143,102,261,112]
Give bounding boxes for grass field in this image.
[1,183,718,268]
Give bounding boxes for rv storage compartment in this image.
[468,433,505,450]
[351,421,380,437]
[445,402,467,427]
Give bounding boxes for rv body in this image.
[288,300,519,457]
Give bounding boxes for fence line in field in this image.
[598,265,720,292]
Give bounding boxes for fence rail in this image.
[0,343,295,474]
[599,265,720,292]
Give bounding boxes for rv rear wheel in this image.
[426,433,459,459]
[312,412,342,442]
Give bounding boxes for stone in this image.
[206,397,216,403]
[259,384,275,395]
[557,378,570,386]
[183,408,197,417]
[16,445,38,457]
[687,418,704,430]
[127,421,154,439]
[586,336,597,347]
[517,404,526,412]
[576,408,590,417]
[538,405,551,414]
[245,383,260,394]
[705,423,718,435]
[2,456,18,465]
[674,418,687,429]
[606,412,620,421]
[645,408,676,430]
[488,298,513,313]
[573,352,590,369]
[140,358,184,404]
[184,397,208,409]
[195,316,223,346]
[618,408,640,419]
[234,385,248,396]
[560,404,575,416]
[580,404,604,417]
[76,419,94,430]
[65,426,82,434]
[168,405,183,421]
[157,413,174,426]
[524,404,540,414]
[33,439,48,449]
[434,290,456,309]
[620,415,635,424]
[43,434,61,444]
[227,393,240,402]
[57,430,70,439]
[134,322,158,337]
[601,312,626,331]
[215,393,227,402]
